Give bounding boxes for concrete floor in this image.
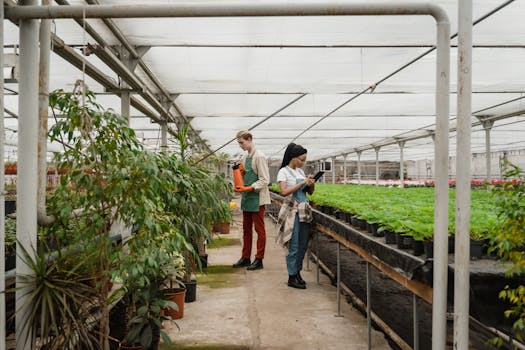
[164,201,392,350]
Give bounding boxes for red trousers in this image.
[242,206,266,260]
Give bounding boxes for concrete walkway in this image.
[164,202,392,350]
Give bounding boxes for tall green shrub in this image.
[490,161,525,343]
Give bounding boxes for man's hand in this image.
[238,163,245,175]
[234,185,253,193]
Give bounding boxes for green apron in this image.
[241,156,260,212]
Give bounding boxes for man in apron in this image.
[232,130,271,271]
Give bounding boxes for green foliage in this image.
[490,161,525,342]
[14,243,100,350]
[309,184,498,240]
[25,86,233,348]
[4,217,16,254]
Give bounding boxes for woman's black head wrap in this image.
[280,143,307,168]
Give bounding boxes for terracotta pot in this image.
[163,287,186,319]
[213,222,230,234]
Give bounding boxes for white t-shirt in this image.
[277,166,306,188]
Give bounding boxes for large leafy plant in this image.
[490,161,525,344]
[46,86,189,349]
[15,244,100,350]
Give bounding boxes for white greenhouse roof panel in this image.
[3,0,525,162]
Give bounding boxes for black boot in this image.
[288,275,306,289]
[232,257,251,268]
[296,271,306,286]
[247,258,263,271]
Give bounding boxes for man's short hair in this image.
[236,130,253,141]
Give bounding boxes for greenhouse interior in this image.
[1,0,525,349]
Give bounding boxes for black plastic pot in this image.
[5,253,15,271]
[470,239,484,259]
[448,235,455,254]
[344,213,353,225]
[371,224,383,237]
[184,280,197,303]
[424,240,433,259]
[385,231,397,244]
[397,233,413,250]
[199,254,208,269]
[413,240,424,256]
[5,200,15,215]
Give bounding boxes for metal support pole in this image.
[119,47,131,125]
[336,242,342,317]
[316,231,320,284]
[343,154,348,184]
[433,16,451,350]
[17,1,40,349]
[366,262,372,350]
[0,2,6,349]
[413,293,420,350]
[454,1,472,349]
[5,3,451,349]
[482,120,494,182]
[374,146,380,185]
[331,157,335,184]
[161,123,168,148]
[306,246,310,271]
[357,151,362,185]
[37,0,54,227]
[399,141,405,187]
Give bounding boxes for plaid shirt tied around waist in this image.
[275,196,313,249]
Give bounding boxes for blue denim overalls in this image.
[285,167,310,276]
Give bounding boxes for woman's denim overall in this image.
[285,167,310,276]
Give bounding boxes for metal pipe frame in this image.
[482,121,494,181]
[6,3,450,349]
[374,146,380,185]
[36,0,54,227]
[398,141,405,187]
[313,254,412,350]
[316,230,320,284]
[16,1,39,349]
[433,14,451,350]
[0,3,5,350]
[331,157,335,184]
[343,154,348,184]
[336,241,342,316]
[366,262,372,350]
[413,294,420,350]
[454,1,472,349]
[5,3,450,20]
[357,151,362,184]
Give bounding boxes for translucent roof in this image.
[3,0,525,161]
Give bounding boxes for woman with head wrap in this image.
[276,143,315,289]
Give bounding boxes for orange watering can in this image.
[232,163,245,189]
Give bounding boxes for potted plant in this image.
[488,161,525,345]
[13,243,100,349]
[212,200,233,234]
[114,232,182,349]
